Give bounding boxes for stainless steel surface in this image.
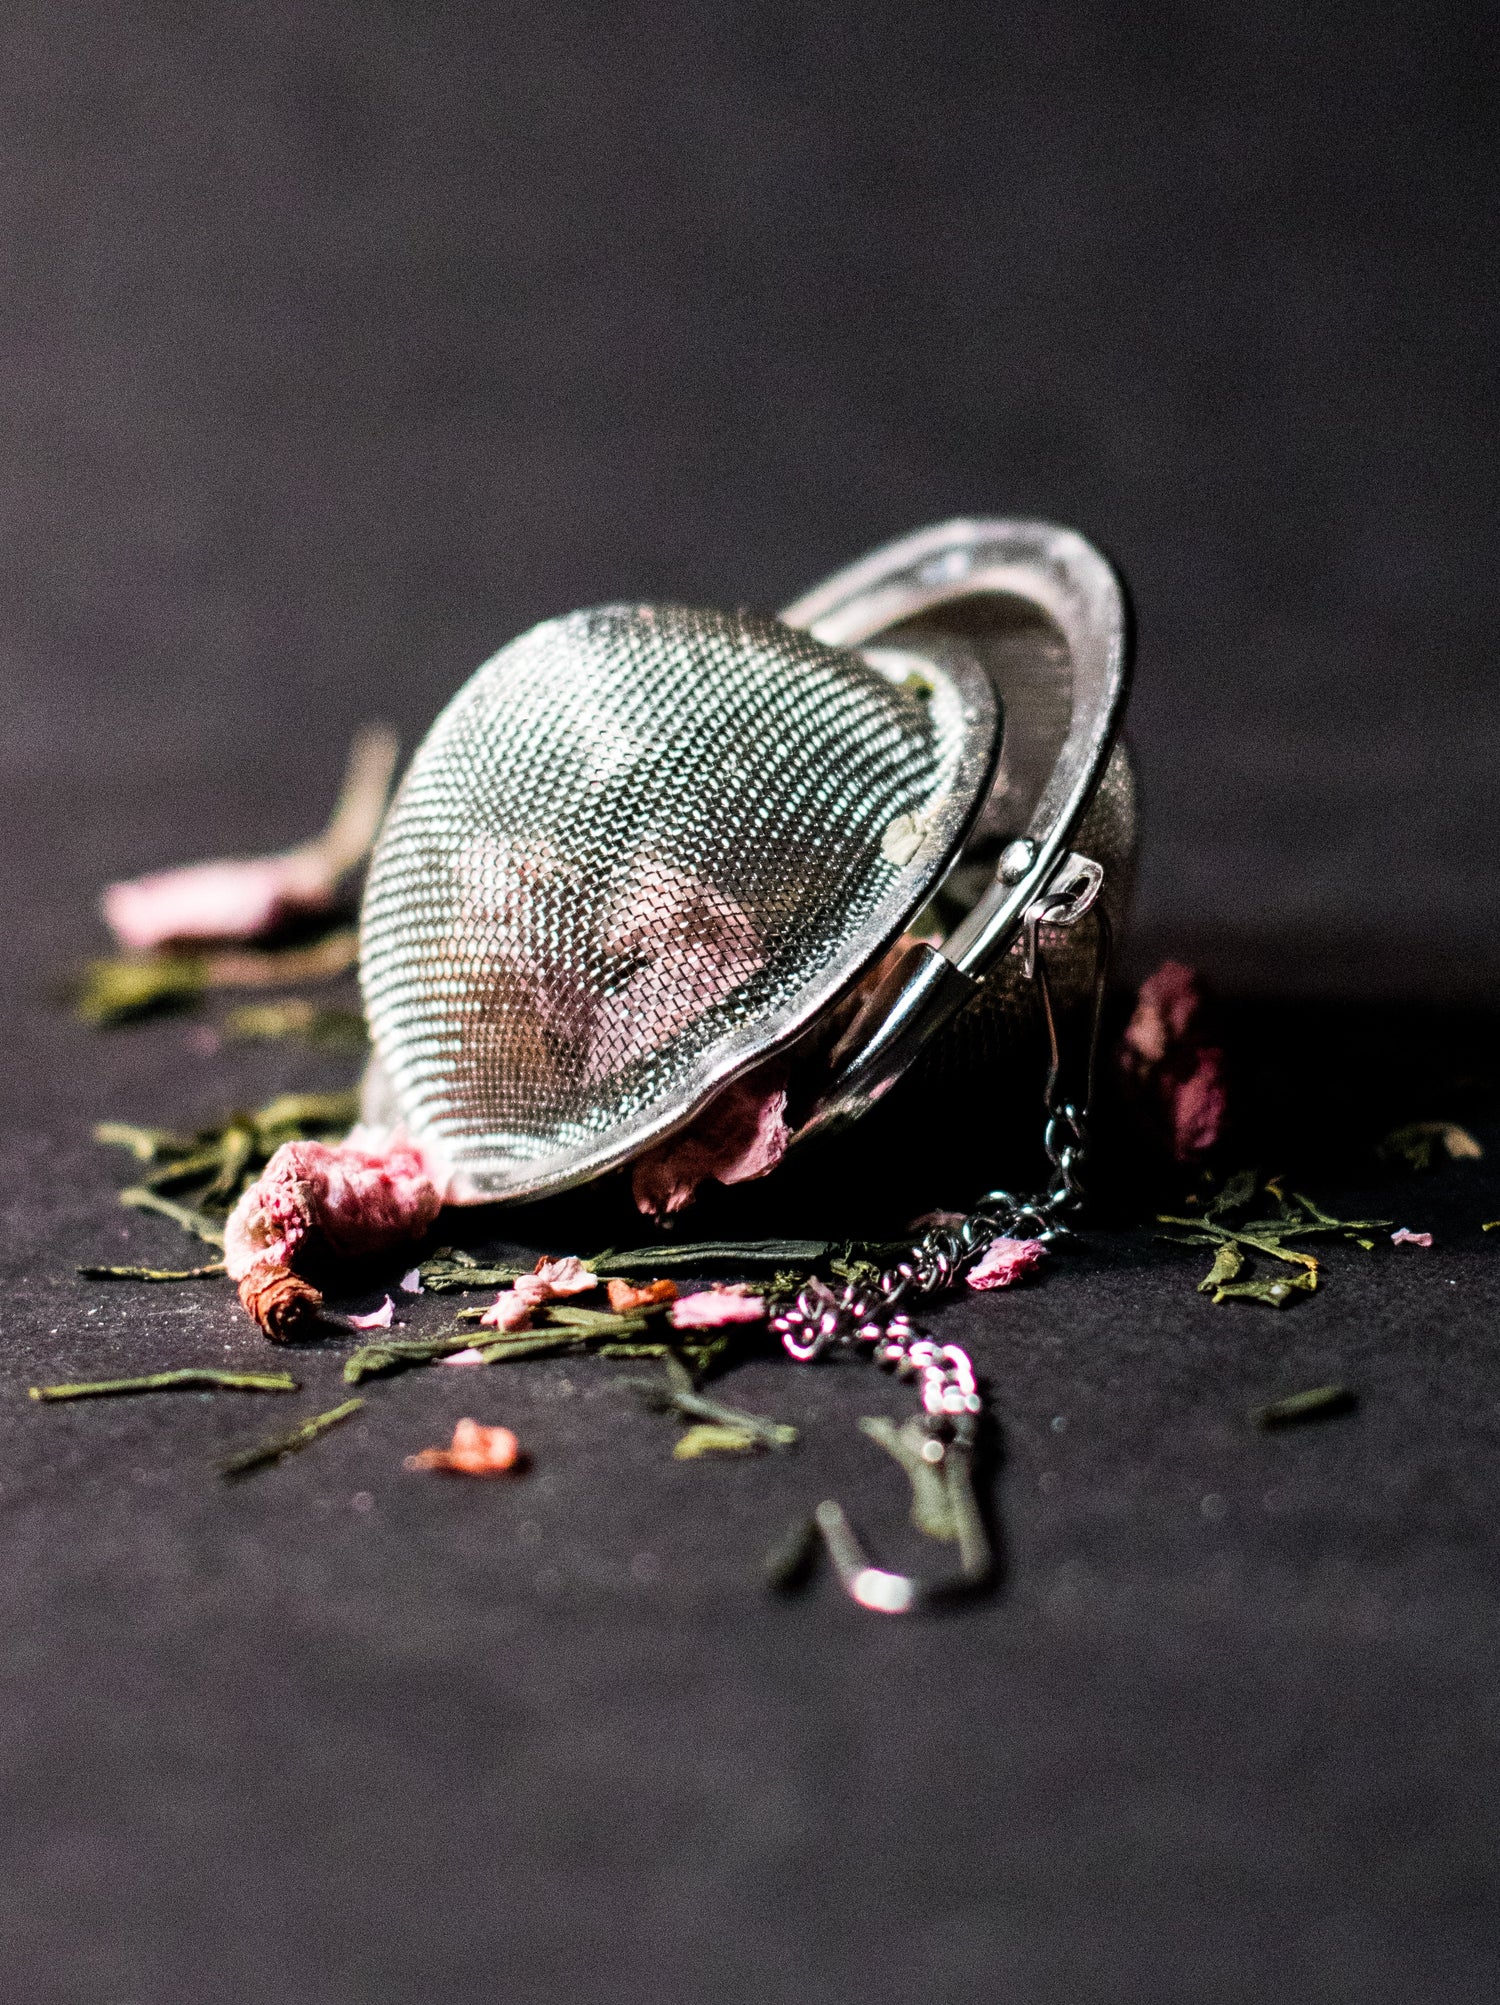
[360,601,998,1200]
[780,518,1132,1133]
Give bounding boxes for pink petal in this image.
[102,854,335,952]
[1391,1228,1433,1247]
[478,1291,533,1332]
[1118,961,1228,1162]
[632,1060,791,1220]
[438,1347,487,1367]
[346,1296,395,1329]
[669,1287,766,1329]
[967,1237,1048,1289]
[530,1256,597,1298]
[399,1267,423,1294]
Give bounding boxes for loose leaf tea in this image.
[77,1262,227,1282]
[72,930,361,1027]
[31,1368,299,1401]
[1161,1175,1391,1308]
[673,1423,761,1458]
[224,1001,368,1049]
[1251,1384,1358,1428]
[219,1397,363,1477]
[619,1373,797,1449]
[97,1088,361,1255]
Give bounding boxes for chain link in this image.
[769,909,1107,1445]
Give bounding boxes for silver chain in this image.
[769,901,1109,1447]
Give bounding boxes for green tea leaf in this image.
[78,1261,227,1281]
[118,1186,227,1247]
[857,1416,959,1541]
[1211,1269,1318,1308]
[93,1121,182,1161]
[421,1261,530,1292]
[673,1423,761,1458]
[591,1239,830,1273]
[73,954,208,1026]
[224,1001,367,1049]
[32,1368,297,1401]
[1198,1241,1244,1292]
[219,1397,363,1477]
[1251,1384,1357,1428]
[620,1376,797,1448]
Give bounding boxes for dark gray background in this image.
[2,5,1499,2001]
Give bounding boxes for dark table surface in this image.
[4,4,1500,2000]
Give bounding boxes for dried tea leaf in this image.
[857,1416,959,1541]
[420,1260,530,1292]
[591,1239,830,1273]
[31,1368,298,1401]
[1251,1384,1357,1428]
[1198,1241,1244,1292]
[119,1187,227,1247]
[224,1001,367,1049]
[673,1424,761,1459]
[1211,1269,1318,1308]
[78,1262,226,1281]
[72,954,210,1025]
[620,1376,797,1448]
[219,1397,362,1477]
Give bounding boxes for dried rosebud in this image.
[223,1134,442,1341]
[405,1417,523,1476]
[966,1237,1047,1290]
[669,1286,766,1330]
[632,1060,790,1220]
[237,1262,323,1342]
[606,1277,678,1314]
[346,1297,395,1330]
[1119,961,1228,1163]
[478,1291,533,1332]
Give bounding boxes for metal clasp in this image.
[1020,850,1105,979]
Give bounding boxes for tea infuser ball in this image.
[359,520,1134,1204]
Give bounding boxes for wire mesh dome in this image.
[359,602,999,1200]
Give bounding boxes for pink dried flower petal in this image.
[967,1237,1048,1289]
[669,1286,766,1329]
[224,1136,442,1344]
[1391,1228,1433,1247]
[1119,961,1228,1162]
[103,854,337,953]
[100,726,397,950]
[399,1267,423,1294]
[438,1347,487,1367]
[632,1060,791,1220]
[346,1296,395,1330]
[478,1291,533,1332]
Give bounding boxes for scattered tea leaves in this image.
[78,1261,226,1281]
[1212,1270,1318,1308]
[72,954,209,1025]
[591,1238,830,1274]
[219,1397,363,1477]
[1251,1384,1358,1428]
[1162,1176,1391,1309]
[620,1375,797,1449]
[32,1368,298,1401]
